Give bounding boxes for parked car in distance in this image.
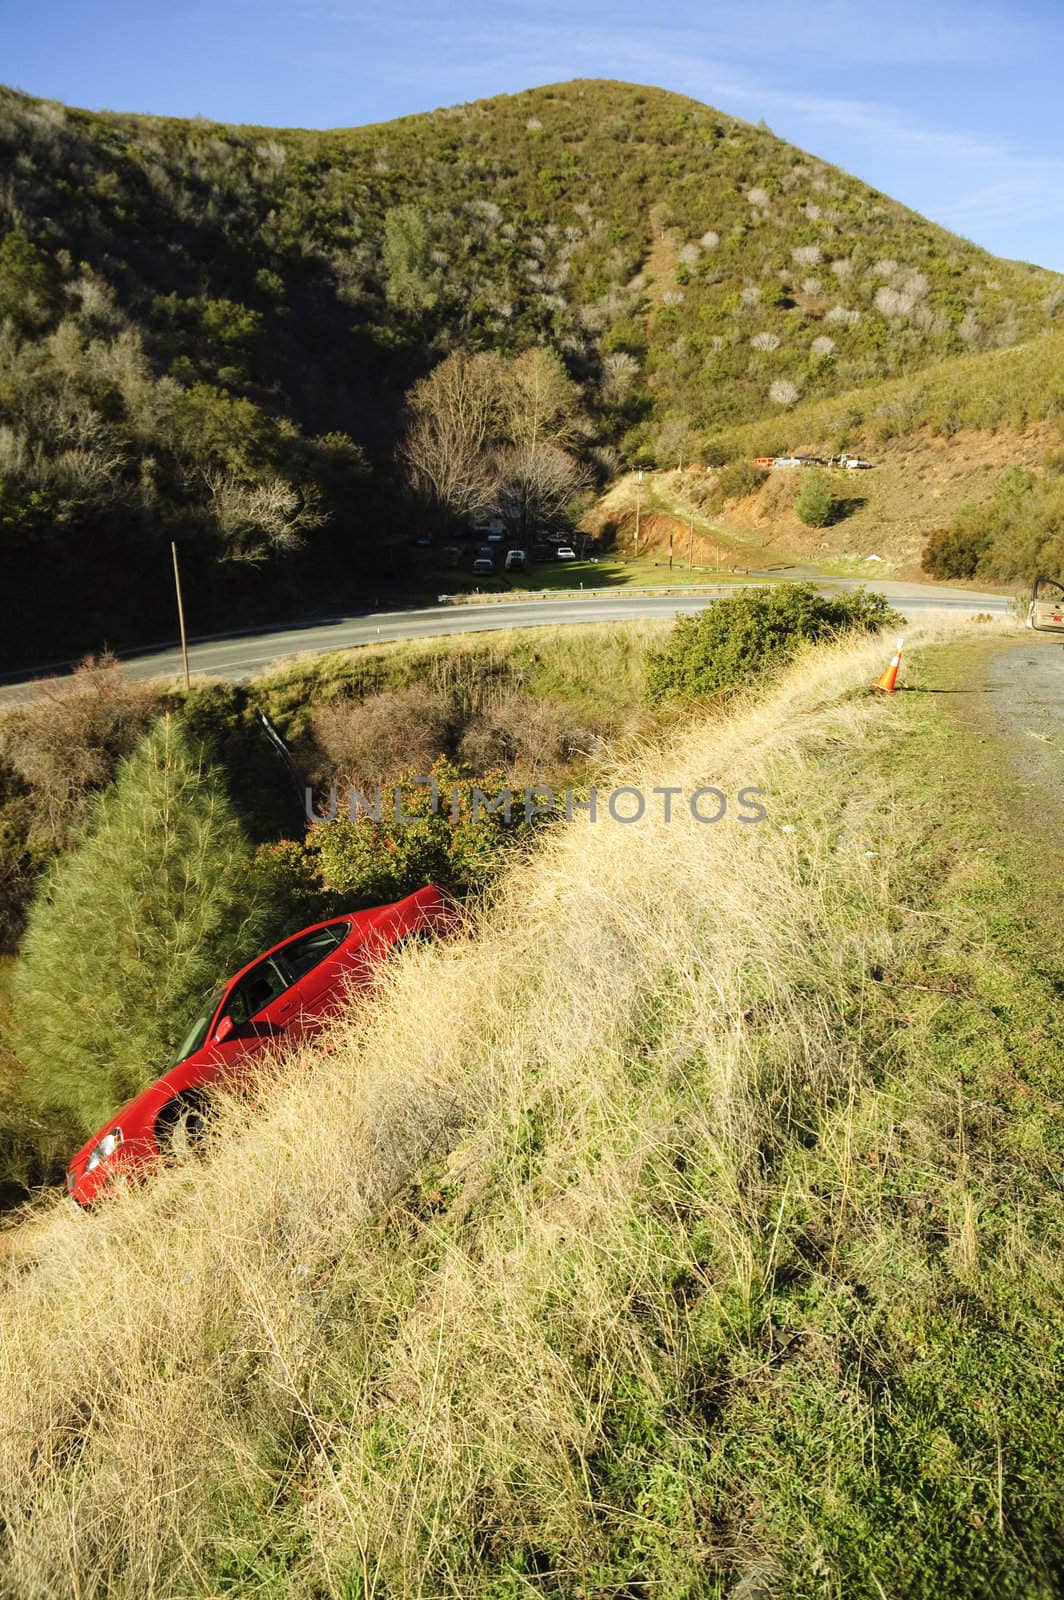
[753,456,775,468]
[531,543,553,562]
[472,556,495,575]
[838,455,872,469]
[504,549,528,572]
[486,531,506,544]
[1027,575,1064,634]
[414,535,433,547]
[555,545,577,561]
[65,886,455,1207]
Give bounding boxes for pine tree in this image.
[795,468,836,528]
[13,717,278,1131]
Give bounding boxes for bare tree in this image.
[398,350,506,525]
[204,470,325,561]
[502,347,581,452]
[654,416,698,470]
[492,442,591,539]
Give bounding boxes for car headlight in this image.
[84,1128,124,1174]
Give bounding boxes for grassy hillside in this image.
[701,326,1064,461]
[2,621,1062,1596]
[1,77,1061,665]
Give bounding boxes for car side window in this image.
[277,922,349,984]
[226,957,291,1025]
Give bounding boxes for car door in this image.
[201,953,295,1084]
[267,921,365,1036]
[1029,577,1064,634]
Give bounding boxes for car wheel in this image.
[155,1093,208,1158]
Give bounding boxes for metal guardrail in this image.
[435,582,751,606]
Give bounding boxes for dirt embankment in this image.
[589,423,1059,576]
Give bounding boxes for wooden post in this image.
[634,472,642,556]
[171,541,191,692]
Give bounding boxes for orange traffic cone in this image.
[873,637,904,693]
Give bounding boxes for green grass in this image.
[685,638,1064,1595]
[251,619,672,733]
[438,558,759,593]
[704,327,1064,461]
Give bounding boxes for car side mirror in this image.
[214,1014,236,1044]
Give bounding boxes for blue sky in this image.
[7,0,1064,270]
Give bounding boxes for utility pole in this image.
[668,523,674,571]
[633,468,643,557]
[171,541,191,692]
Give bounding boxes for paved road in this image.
[0,579,1011,705]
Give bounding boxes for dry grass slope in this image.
[0,619,1060,1597]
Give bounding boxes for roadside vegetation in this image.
[0,625,663,1194]
[0,591,894,1199]
[922,463,1064,582]
[0,620,1061,1597]
[644,584,899,704]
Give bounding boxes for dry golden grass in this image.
[0,615,1042,1597]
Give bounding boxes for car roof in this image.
[222,905,383,992]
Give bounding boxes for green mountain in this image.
[0,77,1060,664]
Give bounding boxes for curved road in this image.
[0,579,1010,705]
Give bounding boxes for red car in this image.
[66,885,453,1207]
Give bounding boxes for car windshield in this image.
[174,984,229,1063]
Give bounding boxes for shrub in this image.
[690,458,767,514]
[919,470,1064,582]
[456,692,588,779]
[717,460,768,501]
[0,654,159,852]
[11,717,283,1132]
[307,686,453,788]
[645,584,900,704]
[246,838,345,930]
[921,523,987,580]
[795,467,836,528]
[311,758,530,904]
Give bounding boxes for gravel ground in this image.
[975,634,1064,815]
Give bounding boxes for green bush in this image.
[795,467,836,528]
[11,717,284,1132]
[919,469,1064,582]
[717,460,768,501]
[921,521,988,580]
[311,758,530,905]
[246,838,344,930]
[645,583,900,705]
